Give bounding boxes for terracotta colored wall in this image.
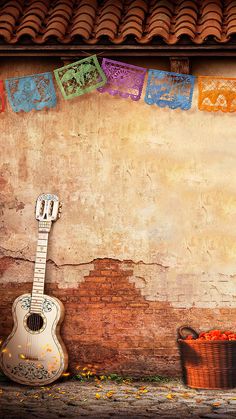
[1,57,236,376]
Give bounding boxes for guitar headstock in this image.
[35,194,62,226]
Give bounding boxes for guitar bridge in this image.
[18,354,44,361]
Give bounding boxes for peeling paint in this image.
[1,254,235,308]
[1,58,236,310]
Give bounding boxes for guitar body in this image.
[0,293,68,386]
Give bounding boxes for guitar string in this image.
[28,299,33,360]
[25,207,51,369]
[25,302,31,360]
[15,203,48,369]
[34,228,46,363]
[26,293,33,359]
[40,229,49,366]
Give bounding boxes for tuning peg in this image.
[58,213,61,219]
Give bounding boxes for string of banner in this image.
[0,54,234,113]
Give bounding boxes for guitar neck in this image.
[31,220,52,313]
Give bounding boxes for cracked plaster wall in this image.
[1,57,236,310]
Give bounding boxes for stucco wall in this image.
[1,57,236,376]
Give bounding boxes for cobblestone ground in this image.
[1,378,236,418]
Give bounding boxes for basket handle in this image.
[177,325,199,340]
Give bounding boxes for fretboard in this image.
[30,221,52,313]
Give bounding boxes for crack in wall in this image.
[0,246,170,270]
[1,248,236,308]
[2,248,236,279]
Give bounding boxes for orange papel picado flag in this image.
[198,76,236,112]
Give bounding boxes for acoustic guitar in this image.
[0,194,68,385]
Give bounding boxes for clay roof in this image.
[0,0,235,46]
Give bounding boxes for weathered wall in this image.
[1,57,236,377]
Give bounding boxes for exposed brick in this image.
[111,296,123,302]
[100,270,120,277]
[101,296,112,302]
[79,297,91,303]
[90,297,100,302]
[1,258,236,378]
[85,303,106,309]
[84,277,107,283]
[78,289,95,296]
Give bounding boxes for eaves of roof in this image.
[1,0,236,57]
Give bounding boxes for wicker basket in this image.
[178,326,236,389]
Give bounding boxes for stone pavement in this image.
[1,377,236,418]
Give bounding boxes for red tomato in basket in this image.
[228,334,236,340]
[210,329,221,336]
[186,335,194,340]
[205,334,212,340]
[219,334,228,340]
[184,329,236,341]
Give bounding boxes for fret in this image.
[31,297,44,302]
[39,221,52,233]
[30,307,43,313]
[31,300,43,303]
[38,233,48,240]
[38,239,47,245]
[35,257,46,265]
[37,246,47,252]
[34,271,45,275]
[34,263,45,268]
[36,252,47,258]
[36,248,47,253]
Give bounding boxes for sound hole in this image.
[27,313,44,331]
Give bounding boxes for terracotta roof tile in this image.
[0,0,236,45]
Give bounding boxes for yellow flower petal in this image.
[166,394,174,400]
[62,372,70,377]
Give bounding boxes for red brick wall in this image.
[0,258,235,377]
